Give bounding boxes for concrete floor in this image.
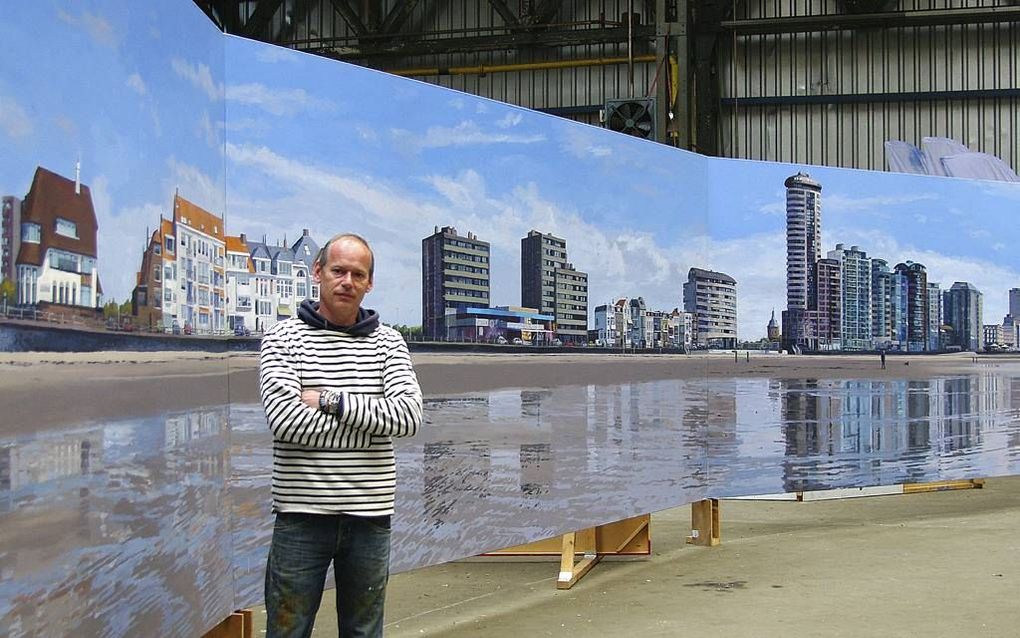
[251,476,1020,637]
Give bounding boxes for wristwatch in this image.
[318,390,343,416]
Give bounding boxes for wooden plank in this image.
[596,514,650,554]
[903,478,984,494]
[687,498,720,546]
[557,529,602,589]
[202,610,252,638]
[484,514,650,557]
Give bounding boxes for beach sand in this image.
[0,350,1015,435]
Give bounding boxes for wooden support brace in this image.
[687,498,720,546]
[202,609,253,638]
[557,526,600,590]
[482,514,651,589]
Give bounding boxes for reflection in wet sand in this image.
[1,373,1019,635]
[0,410,232,637]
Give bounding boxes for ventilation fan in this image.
[603,98,657,140]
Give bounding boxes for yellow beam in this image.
[391,54,657,77]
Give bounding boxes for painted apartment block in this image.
[2,196,22,282]
[554,263,588,344]
[814,258,842,350]
[594,299,691,349]
[521,229,588,345]
[132,194,225,333]
[984,324,1006,348]
[422,226,490,340]
[291,228,320,303]
[225,234,255,332]
[628,297,647,347]
[871,258,907,350]
[10,167,100,309]
[240,232,319,333]
[828,244,871,351]
[895,261,929,352]
[593,298,630,346]
[683,267,737,348]
[672,308,695,349]
[943,281,983,352]
[132,217,175,330]
[782,172,822,350]
[927,281,941,352]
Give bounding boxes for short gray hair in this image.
[316,233,375,278]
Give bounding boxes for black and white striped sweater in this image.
[258,316,422,516]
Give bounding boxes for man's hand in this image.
[301,389,322,409]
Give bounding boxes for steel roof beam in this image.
[720,7,1020,35]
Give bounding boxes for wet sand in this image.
[0,350,1014,435]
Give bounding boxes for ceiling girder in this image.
[485,0,520,28]
[241,0,284,37]
[328,0,368,36]
[305,24,656,60]
[720,6,1020,35]
[380,0,422,34]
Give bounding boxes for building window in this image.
[55,218,78,239]
[21,223,41,243]
[165,236,175,253]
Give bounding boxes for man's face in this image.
[313,238,373,326]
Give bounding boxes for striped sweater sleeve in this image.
[338,331,423,438]
[259,326,370,449]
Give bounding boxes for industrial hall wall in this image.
[717,0,1020,172]
[2,1,1020,637]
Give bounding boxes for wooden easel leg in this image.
[557,527,601,589]
[202,609,253,638]
[687,498,721,546]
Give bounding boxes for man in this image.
[259,233,423,637]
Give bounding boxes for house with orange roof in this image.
[7,166,100,308]
[131,193,226,333]
[225,233,255,332]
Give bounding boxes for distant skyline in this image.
[2,2,1019,338]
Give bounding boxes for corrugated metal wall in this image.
[248,0,1018,170]
[719,0,1020,171]
[257,0,659,125]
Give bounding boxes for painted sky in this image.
[3,0,1019,338]
[0,0,225,304]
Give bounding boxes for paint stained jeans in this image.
[265,512,391,638]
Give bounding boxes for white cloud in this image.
[824,192,938,214]
[57,9,117,48]
[561,127,613,159]
[495,112,522,129]
[167,157,225,214]
[391,120,545,152]
[225,83,334,116]
[0,97,33,139]
[171,58,223,101]
[126,73,147,96]
[199,111,221,149]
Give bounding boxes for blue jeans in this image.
[265,512,392,638]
